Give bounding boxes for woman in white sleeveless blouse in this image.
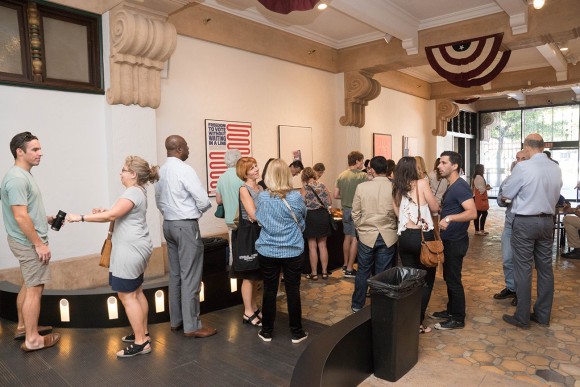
[392,157,440,333]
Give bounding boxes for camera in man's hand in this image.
[51,210,66,231]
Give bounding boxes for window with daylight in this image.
[0,0,102,93]
[480,105,580,200]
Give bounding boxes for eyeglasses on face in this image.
[121,168,132,173]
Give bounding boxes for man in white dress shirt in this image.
[155,135,216,338]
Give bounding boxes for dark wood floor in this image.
[0,305,326,386]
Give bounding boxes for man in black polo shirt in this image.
[431,151,477,330]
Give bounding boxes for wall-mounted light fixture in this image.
[532,0,545,9]
[200,282,205,302]
[317,3,327,10]
[59,299,70,322]
[107,296,118,320]
[230,278,238,293]
[155,290,165,313]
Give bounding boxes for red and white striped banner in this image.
[425,33,511,88]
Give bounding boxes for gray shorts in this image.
[342,208,356,236]
[8,236,50,287]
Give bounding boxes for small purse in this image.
[99,222,114,268]
[416,188,444,268]
[214,203,225,218]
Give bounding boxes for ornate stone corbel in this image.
[433,100,459,137]
[106,3,177,108]
[339,70,381,128]
[480,113,497,142]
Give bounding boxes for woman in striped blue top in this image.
[255,159,308,344]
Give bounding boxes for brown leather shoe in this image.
[183,326,217,338]
[170,324,183,332]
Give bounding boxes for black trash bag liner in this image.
[202,237,229,252]
[367,267,427,299]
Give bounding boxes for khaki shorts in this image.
[8,236,50,287]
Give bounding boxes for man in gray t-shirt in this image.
[0,132,60,352]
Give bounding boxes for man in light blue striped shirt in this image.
[501,134,562,329]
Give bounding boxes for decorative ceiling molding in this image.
[331,0,419,55]
[507,91,526,106]
[433,100,459,137]
[536,43,569,81]
[106,3,177,108]
[339,71,381,128]
[494,0,528,35]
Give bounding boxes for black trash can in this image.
[202,237,229,275]
[367,267,426,382]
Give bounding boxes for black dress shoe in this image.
[494,288,516,299]
[561,249,580,259]
[502,314,529,329]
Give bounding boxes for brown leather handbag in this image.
[416,188,444,267]
[99,222,114,268]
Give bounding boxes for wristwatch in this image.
[445,216,451,223]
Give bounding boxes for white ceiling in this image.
[202,0,579,94]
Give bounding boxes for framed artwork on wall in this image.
[205,119,252,196]
[402,136,418,157]
[373,133,392,159]
[278,125,312,188]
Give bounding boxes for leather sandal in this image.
[305,273,318,280]
[321,273,329,280]
[243,310,262,326]
[21,333,60,352]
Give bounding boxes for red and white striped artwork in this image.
[205,119,252,196]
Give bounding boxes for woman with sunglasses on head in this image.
[68,156,159,357]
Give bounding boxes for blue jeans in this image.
[442,236,469,323]
[501,217,515,291]
[351,234,396,310]
[259,254,304,335]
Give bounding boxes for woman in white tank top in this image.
[392,157,440,334]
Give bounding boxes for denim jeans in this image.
[442,236,469,323]
[259,253,304,335]
[351,234,397,310]
[398,228,436,325]
[501,217,515,291]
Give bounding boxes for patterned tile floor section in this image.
[282,203,580,386]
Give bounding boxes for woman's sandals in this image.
[117,340,152,358]
[243,310,262,327]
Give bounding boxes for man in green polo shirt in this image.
[334,151,367,277]
[1,132,59,351]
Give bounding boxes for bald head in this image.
[165,135,189,161]
[523,133,544,157]
[515,150,527,164]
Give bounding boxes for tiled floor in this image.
[286,203,580,386]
